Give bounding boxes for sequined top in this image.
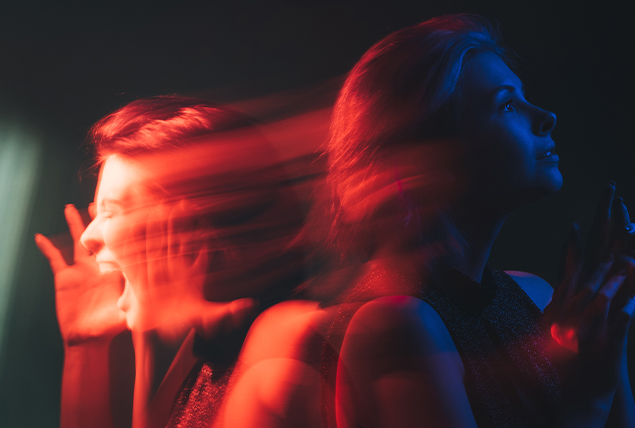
[420,265,562,427]
[320,264,562,428]
[166,360,233,428]
[165,327,249,428]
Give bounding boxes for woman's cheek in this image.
[486,125,532,187]
[105,215,144,272]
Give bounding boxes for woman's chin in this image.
[544,170,564,194]
[125,312,168,335]
[124,317,136,331]
[532,168,563,196]
[511,172,563,209]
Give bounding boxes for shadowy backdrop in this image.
[0,1,632,426]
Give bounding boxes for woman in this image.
[35,96,310,428]
[330,14,635,428]
[223,14,635,428]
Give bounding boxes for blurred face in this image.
[458,52,561,207]
[80,155,153,330]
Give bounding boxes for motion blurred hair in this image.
[88,95,252,163]
[87,95,308,304]
[328,14,510,257]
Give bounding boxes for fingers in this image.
[88,203,96,220]
[192,239,208,270]
[65,204,91,259]
[624,257,635,299]
[608,196,634,256]
[167,201,188,262]
[579,255,614,308]
[609,226,635,262]
[145,205,169,296]
[168,200,200,258]
[146,205,167,261]
[35,233,68,274]
[587,182,616,267]
[565,223,583,279]
[559,223,582,281]
[612,197,630,229]
[611,296,635,343]
[598,270,627,301]
[555,223,583,309]
[622,223,635,246]
[576,271,627,357]
[590,272,628,325]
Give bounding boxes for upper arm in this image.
[238,300,321,368]
[336,296,477,428]
[222,300,324,428]
[505,271,554,312]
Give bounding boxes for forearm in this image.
[552,363,618,428]
[605,365,635,428]
[61,342,114,428]
[553,393,615,428]
[554,374,635,428]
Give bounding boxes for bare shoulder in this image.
[338,296,477,428]
[505,271,554,312]
[252,300,320,327]
[349,296,448,333]
[225,300,325,428]
[239,300,321,367]
[344,296,463,370]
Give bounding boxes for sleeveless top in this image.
[321,264,562,428]
[420,265,562,427]
[166,360,233,428]
[165,325,250,428]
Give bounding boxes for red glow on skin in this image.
[550,323,579,353]
[35,94,335,428]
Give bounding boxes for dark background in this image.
[0,1,632,426]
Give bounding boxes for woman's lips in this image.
[538,149,559,162]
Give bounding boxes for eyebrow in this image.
[100,198,127,209]
[491,84,525,98]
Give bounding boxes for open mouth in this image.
[538,148,558,161]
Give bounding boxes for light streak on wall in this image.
[0,121,42,369]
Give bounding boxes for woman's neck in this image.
[445,202,508,283]
[131,329,196,428]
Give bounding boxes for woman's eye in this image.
[500,99,515,112]
[99,211,115,220]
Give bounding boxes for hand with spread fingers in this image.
[549,182,635,350]
[121,199,257,341]
[550,232,634,378]
[585,182,635,270]
[35,204,127,346]
[545,183,635,427]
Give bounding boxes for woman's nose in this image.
[535,107,557,136]
[80,218,104,254]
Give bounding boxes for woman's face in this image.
[458,52,562,206]
[80,155,153,330]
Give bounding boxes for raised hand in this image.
[543,184,635,427]
[35,204,126,346]
[584,182,635,271]
[120,199,257,341]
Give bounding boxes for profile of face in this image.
[80,155,154,331]
[458,52,562,207]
